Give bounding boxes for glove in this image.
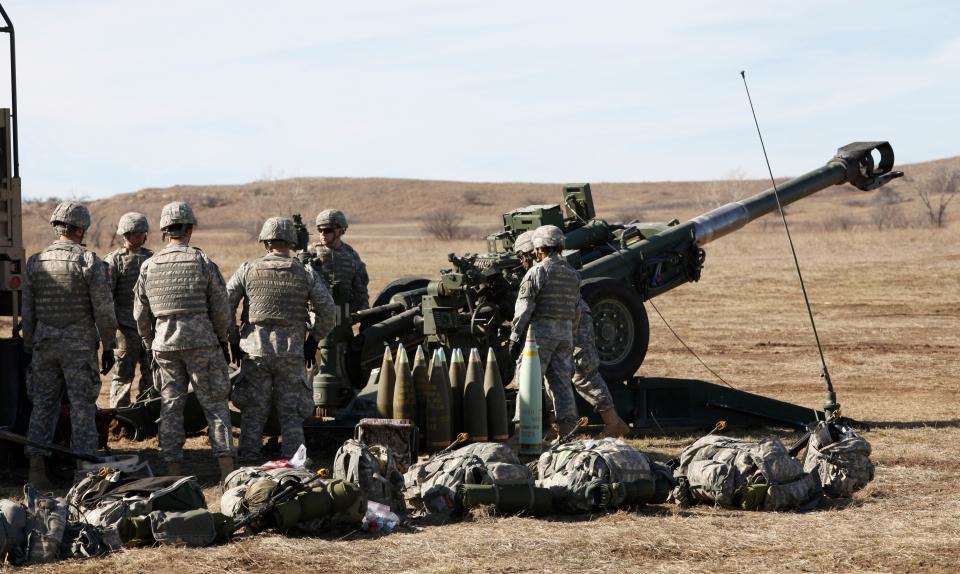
[220,341,231,365]
[304,335,319,369]
[230,341,244,365]
[100,349,116,375]
[509,339,523,363]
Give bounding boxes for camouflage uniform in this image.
[227,252,335,460]
[21,239,118,458]
[134,244,235,463]
[571,298,615,413]
[308,241,369,311]
[510,252,581,428]
[103,245,154,407]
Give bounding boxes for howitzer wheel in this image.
[581,278,649,383]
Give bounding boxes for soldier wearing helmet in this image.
[308,209,369,311]
[509,224,581,440]
[226,217,335,462]
[511,228,628,436]
[133,201,236,479]
[102,212,153,408]
[21,201,118,487]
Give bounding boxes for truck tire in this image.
[580,277,649,383]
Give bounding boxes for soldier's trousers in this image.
[25,346,100,458]
[513,332,578,427]
[109,327,152,408]
[154,347,235,462]
[233,355,313,461]
[572,344,615,413]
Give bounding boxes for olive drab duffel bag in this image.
[536,438,673,513]
[403,442,532,518]
[803,420,875,498]
[672,435,823,511]
[333,438,406,513]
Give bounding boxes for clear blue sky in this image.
[2,0,957,199]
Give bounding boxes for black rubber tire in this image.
[371,276,431,307]
[580,277,649,383]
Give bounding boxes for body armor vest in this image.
[112,248,152,325]
[32,243,93,328]
[246,257,311,326]
[312,243,358,291]
[534,256,580,320]
[144,247,208,316]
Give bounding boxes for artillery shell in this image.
[463,348,488,443]
[392,345,417,421]
[412,345,430,452]
[483,348,509,443]
[448,348,466,436]
[426,348,453,451]
[375,346,395,419]
[517,327,542,457]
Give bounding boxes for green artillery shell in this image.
[426,348,453,451]
[412,345,430,452]
[448,348,466,436]
[518,327,542,457]
[375,346,395,419]
[462,348,488,443]
[483,348,509,443]
[392,345,417,421]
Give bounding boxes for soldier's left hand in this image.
[100,349,116,375]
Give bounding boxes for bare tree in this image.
[421,208,467,240]
[698,168,752,210]
[917,167,959,228]
[871,186,908,230]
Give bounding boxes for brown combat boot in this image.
[600,408,631,438]
[166,461,184,476]
[218,456,235,483]
[28,456,52,490]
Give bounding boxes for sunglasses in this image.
[318,228,337,234]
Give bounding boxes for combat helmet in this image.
[116,212,149,235]
[315,209,348,230]
[258,216,297,246]
[513,230,535,254]
[49,201,91,230]
[159,201,197,236]
[532,225,564,249]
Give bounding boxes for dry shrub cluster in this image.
[420,208,468,240]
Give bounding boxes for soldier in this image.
[308,209,369,311]
[509,225,580,438]
[226,217,335,462]
[512,230,630,437]
[103,212,154,408]
[133,201,235,479]
[21,202,118,487]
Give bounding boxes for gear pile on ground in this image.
[803,420,875,497]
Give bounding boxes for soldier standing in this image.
[308,209,369,311]
[21,202,118,487]
[133,201,235,479]
[226,217,335,462]
[103,212,153,408]
[509,225,580,438]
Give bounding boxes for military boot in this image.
[166,461,184,476]
[28,456,52,490]
[218,456,235,483]
[600,408,631,438]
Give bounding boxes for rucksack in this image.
[536,438,670,513]
[67,473,207,530]
[674,435,823,511]
[803,421,874,498]
[333,438,406,513]
[403,442,532,518]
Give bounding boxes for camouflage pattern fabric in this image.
[109,326,153,408]
[232,355,312,460]
[308,241,369,310]
[154,347,235,462]
[20,240,118,353]
[133,244,231,351]
[511,331,578,427]
[571,299,615,413]
[24,349,101,457]
[226,253,336,357]
[803,421,875,498]
[103,246,153,329]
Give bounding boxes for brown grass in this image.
[8,156,960,572]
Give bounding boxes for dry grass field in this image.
[7,154,960,572]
